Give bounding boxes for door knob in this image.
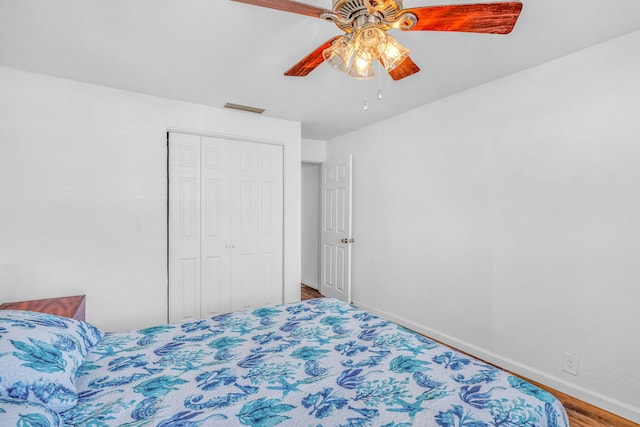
[340,238,354,244]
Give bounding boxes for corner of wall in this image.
[301,139,327,163]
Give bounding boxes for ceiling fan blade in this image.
[285,37,341,77]
[230,0,331,19]
[388,57,421,81]
[403,2,523,34]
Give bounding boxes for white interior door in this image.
[320,155,353,302]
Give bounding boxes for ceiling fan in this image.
[230,0,523,80]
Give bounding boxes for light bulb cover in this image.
[353,24,388,61]
[379,35,411,72]
[323,35,355,73]
[348,55,375,80]
[323,24,406,80]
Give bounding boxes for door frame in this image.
[301,161,322,291]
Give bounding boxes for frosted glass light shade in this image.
[323,24,408,79]
[348,55,375,80]
[354,25,388,61]
[323,36,354,73]
[380,35,411,71]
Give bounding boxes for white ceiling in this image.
[1,0,640,140]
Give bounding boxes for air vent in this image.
[224,102,265,114]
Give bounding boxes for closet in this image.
[168,132,284,323]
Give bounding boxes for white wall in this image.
[327,31,640,422]
[0,66,302,332]
[301,162,321,288]
[301,138,326,163]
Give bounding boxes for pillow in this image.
[0,310,105,413]
[0,396,62,427]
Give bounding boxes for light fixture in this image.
[238,0,523,82]
[322,17,411,80]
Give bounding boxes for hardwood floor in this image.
[301,284,323,300]
[300,284,638,427]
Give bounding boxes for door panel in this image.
[179,258,198,320]
[202,256,226,316]
[234,253,256,311]
[261,182,273,235]
[336,246,346,293]
[178,178,197,238]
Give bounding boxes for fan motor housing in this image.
[331,0,403,30]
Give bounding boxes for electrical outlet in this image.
[562,352,579,376]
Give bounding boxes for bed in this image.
[0,298,569,426]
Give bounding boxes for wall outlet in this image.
[562,352,579,376]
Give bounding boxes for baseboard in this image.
[352,299,640,424]
[301,281,319,290]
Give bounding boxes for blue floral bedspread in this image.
[62,299,569,426]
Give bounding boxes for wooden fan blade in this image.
[230,0,331,19]
[404,2,523,34]
[285,37,341,77]
[388,57,421,81]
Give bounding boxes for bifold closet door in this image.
[169,133,283,323]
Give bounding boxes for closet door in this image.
[168,133,283,323]
[257,143,284,309]
[230,142,283,311]
[168,133,201,323]
[200,137,232,317]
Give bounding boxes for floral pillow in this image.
[0,396,62,427]
[0,310,105,413]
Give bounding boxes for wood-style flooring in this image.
[301,283,323,300]
[300,284,638,427]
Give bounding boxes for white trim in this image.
[352,299,640,424]
[301,281,319,290]
[167,127,286,147]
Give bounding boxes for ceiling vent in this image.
[224,102,265,114]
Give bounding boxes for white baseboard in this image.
[301,281,319,290]
[352,299,640,424]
